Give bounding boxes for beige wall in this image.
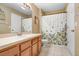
[30,4,42,33]
[43,9,66,16]
[0,4,27,34]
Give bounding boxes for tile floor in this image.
[39,44,71,56]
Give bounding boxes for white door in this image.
[67,4,75,55]
[11,13,21,33]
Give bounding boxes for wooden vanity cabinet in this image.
[0,35,42,56]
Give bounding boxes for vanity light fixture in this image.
[18,3,30,10]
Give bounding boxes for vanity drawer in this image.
[21,40,31,51]
[21,47,31,56]
[0,45,19,56]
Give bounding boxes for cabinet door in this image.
[21,40,31,51]
[0,46,19,56]
[21,47,31,56]
[32,43,38,56]
[32,38,37,44]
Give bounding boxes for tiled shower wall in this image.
[41,13,67,45]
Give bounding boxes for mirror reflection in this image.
[0,3,32,34]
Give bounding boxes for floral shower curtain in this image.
[41,13,67,45]
[22,18,32,33]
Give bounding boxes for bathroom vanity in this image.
[0,34,42,56]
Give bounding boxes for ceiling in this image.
[2,3,67,17]
[3,3,32,16]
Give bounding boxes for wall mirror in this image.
[0,3,32,34]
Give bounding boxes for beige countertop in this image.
[0,33,41,50]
